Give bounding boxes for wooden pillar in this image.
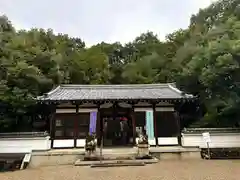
[74,104,79,148]
[113,102,117,120]
[96,104,101,147]
[153,103,158,146]
[50,104,56,149]
[175,111,182,146]
[131,104,136,145]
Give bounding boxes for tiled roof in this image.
[37,83,194,101]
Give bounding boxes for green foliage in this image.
[1,0,240,130]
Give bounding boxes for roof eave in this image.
[37,97,197,103]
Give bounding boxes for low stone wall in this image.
[150,147,201,160]
[0,133,51,154]
[29,150,84,168]
[181,128,240,148]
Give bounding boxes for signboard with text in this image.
[202,132,211,143]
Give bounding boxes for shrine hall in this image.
[37,83,197,148]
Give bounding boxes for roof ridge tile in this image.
[60,83,173,89]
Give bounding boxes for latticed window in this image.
[156,111,178,137]
[76,113,90,138]
[54,114,75,138]
[54,113,90,139]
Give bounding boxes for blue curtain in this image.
[89,111,97,135]
[146,110,154,140]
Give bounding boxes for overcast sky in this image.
[0,0,216,46]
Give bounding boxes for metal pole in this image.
[207,142,210,159]
[100,133,103,163]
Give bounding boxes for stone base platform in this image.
[28,146,201,168]
[150,146,201,160]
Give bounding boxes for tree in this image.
[1,0,240,131]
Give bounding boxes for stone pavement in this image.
[1,160,239,180]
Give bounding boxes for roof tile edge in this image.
[47,85,61,96]
[38,85,61,99]
[168,84,194,98]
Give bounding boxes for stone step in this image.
[90,162,145,168]
[75,158,158,166]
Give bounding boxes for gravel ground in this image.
[0,160,239,180]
